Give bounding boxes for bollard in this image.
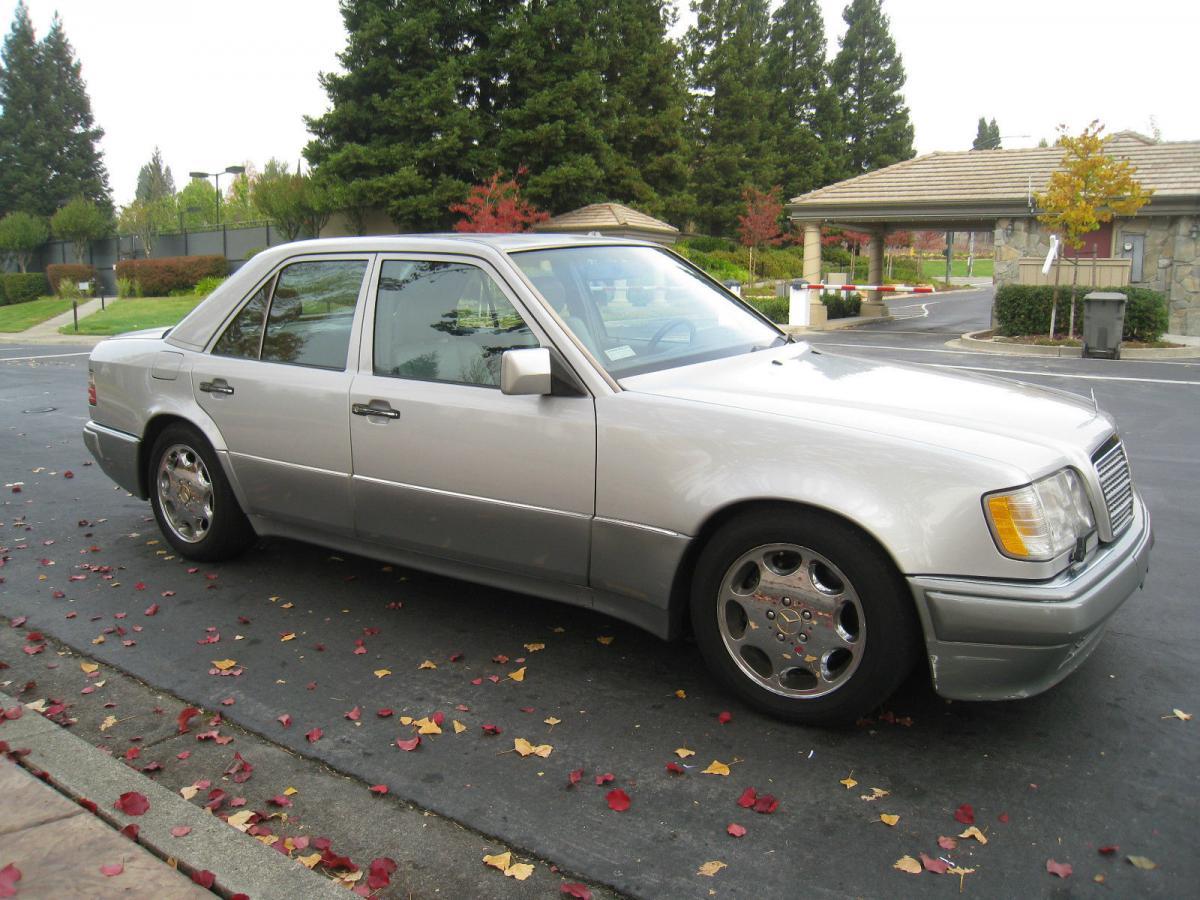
[72,300,78,332]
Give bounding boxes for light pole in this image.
[188,165,246,226]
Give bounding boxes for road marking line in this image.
[927,363,1200,386]
[815,342,985,355]
[0,351,90,362]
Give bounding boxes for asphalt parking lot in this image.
[2,288,1197,898]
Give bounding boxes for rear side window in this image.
[212,284,269,359]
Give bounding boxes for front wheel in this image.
[690,509,920,724]
[148,423,254,561]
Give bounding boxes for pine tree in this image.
[685,0,774,236]
[829,0,914,174]
[0,2,46,215]
[136,148,176,203]
[765,0,841,198]
[971,117,990,150]
[988,118,1001,149]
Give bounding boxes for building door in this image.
[1119,233,1145,282]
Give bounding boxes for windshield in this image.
[510,245,785,378]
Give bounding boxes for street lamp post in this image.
[188,165,246,227]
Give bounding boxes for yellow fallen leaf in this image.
[298,852,321,869]
[509,667,526,682]
[597,636,614,645]
[702,760,730,776]
[879,813,900,826]
[418,660,437,670]
[675,747,695,759]
[893,856,922,875]
[414,717,442,735]
[674,689,687,699]
[24,699,48,712]
[1165,708,1192,721]
[505,863,534,881]
[280,632,295,642]
[1093,873,1106,884]
[280,602,294,609]
[399,716,413,726]
[697,860,727,877]
[453,720,467,734]
[180,785,199,800]
[99,714,118,732]
[269,596,281,602]
[227,810,254,831]
[958,826,988,844]
[254,834,277,847]
[523,643,545,652]
[860,787,890,801]
[92,635,105,645]
[543,716,561,727]
[1127,855,1157,870]
[840,774,858,789]
[513,737,552,758]
[373,668,391,678]
[283,787,298,796]
[336,871,362,885]
[80,662,99,674]
[483,851,512,872]
[212,659,237,671]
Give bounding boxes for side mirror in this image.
[500,347,552,396]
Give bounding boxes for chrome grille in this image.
[1093,439,1133,537]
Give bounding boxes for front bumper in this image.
[83,421,144,499]
[908,496,1153,701]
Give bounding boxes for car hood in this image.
[620,343,1113,476]
[107,327,172,341]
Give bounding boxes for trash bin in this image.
[1082,291,1127,360]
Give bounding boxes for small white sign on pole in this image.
[1041,234,1060,275]
[788,281,810,327]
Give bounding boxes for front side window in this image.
[261,260,369,369]
[373,260,539,387]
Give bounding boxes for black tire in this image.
[148,423,255,561]
[689,508,920,724]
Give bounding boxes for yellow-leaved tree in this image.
[1034,121,1153,338]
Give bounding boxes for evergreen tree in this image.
[971,117,1002,150]
[136,148,176,203]
[0,2,46,215]
[988,118,1001,149]
[765,0,842,197]
[829,0,914,174]
[685,0,774,236]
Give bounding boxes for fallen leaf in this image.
[860,787,890,801]
[227,809,254,831]
[1165,708,1192,721]
[396,736,420,751]
[674,689,687,699]
[702,760,730,776]
[211,659,237,671]
[958,826,988,844]
[893,856,922,875]
[80,661,99,674]
[596,636,614,645]
[524,643,545,652]
[840,774,859,789]
[568,769,583,787]
[374,669,391,678]
[277,714,292,728]
[170,826,191,837]
[674,747,695,759]
[418,659,437,670]
[513,737,552,758]
[1098,845,1119,856]
[280,632,295,642]
[1127,855,1158,870]
[727,823,746,837]
[717,711,732,724]
[595,773,614,785]
[696,860,726,877]
[414,717,441,735]
[506,863,534,881]
[954,803,975,825]
[938,836,958,851]
[544,716,561,727]
[509,667,526,682]
[920,853,949,874]
[369,784,388,795]
[344,706,361,722]
[666,762,685,774]
[100,862,124,877]
[483,851,511,871]
[298,852,321,869]
[1046,859,1072,879]
[879,813,900,826]
[113,791,149,816]
[560,884,591,900]
[606,789,631,811]
[99,714,118,732]
[305,727,323,743]
[453,720,467,734]
[0,865,20,896]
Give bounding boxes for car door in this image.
[192,254,373,535]
[348,254,595,584]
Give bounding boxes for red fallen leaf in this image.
[520,706,535,714]
[1046,859,1073,879]
[141,762,163,773]
[121,640,136,647]
[561,883,591,900]
[192,870,215,888]
[306,681,317,691]
[176,751,191,760]
[937,835,957,850]
[432,710,445,726]
[229,797,246,808]
[113,791,150,815]
[277,714,292,728]
[292,836,309,850]
[22,643,44,655]
[124,747,140,761]
[666,762,685,775]
[449,652,464,662]
[305,727,323,743]
[920,853,949,874]
[1098,845,1119,856]
[170,826,191,837]
[470,678,483,685]
[606,788,631,811]
[482,724,502,735]
[79,798,99,813]
[120,824,139,840]
[369,784,388,795]
[237,615,250,624]
[205,789,227,810]
[26,631,44,641]
[568,768,583,787]
[177,707,200,733]
[2,706,22,721]
[493,654,509,664]
[367,857,397,890]
[752,793,779,814]
[344,706,361,721]
[376,709,394,718]
[998,812,1010,823]
[204,573,218,581]
[269,795,292,807]
[727,823,747,837]
[954,803,975,825]
[100,862,124,876]
[595,773,614,785]
[455,704,470,712]
[717,711,732,724]
[396,736,421,751]
[63,470,74,479]
[144,603,159,616]
[221,697,235,706]
[10,616,26,628]
[224,752,253,783]
[134,582,146,591]
[81,685,96,695]
[737,787,757,808]
[487,675,501,683]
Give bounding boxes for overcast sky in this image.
[17,0,1200,207]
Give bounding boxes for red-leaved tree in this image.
[450,169,549,233]
[737,186,783,280]
[912,230,946,278]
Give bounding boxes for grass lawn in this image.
[60,296,203,336]
[0,297,74,332]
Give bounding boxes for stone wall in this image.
[995,215,1200,335]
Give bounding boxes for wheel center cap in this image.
[177,481,195,505]
[775,606,803,635]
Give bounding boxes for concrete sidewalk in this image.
[0,298,108,347]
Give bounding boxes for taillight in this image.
[87,369,96,406]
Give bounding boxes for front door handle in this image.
[199,379,234,396]
[352,402,400,420]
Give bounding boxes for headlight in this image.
[984,468,1096,561]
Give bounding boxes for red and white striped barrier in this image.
[799,283,936,294]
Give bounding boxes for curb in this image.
[0,688,345,899]
[950,329,1200,360]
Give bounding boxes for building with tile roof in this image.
[532,203,680,245]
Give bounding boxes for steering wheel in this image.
[646,318,696,352]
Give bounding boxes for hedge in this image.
[822,291,862,319]
[994,284,1168,342]
[115,255,226,296]
[0,272,49,305]
[46,263,95,294]
[746,296,788,323]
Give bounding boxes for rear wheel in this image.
[148,423,254,561]
[690,509,920,724]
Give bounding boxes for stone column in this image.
[801,222,827,328]
[860,227,887,317]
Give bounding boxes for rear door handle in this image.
[352,402,400,420]
[199,379,234,396]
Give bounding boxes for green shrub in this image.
[821,245,850,268]
[116,277,139,299]
[193,275,226,296]
[679,235,735,254]
[746,295,789,324]
[115,255,226,296]
[1,272,49,305]
[674,246,750,283]
[994,284,1168,342]
[46,263,95,295]
[822,291,862,319]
